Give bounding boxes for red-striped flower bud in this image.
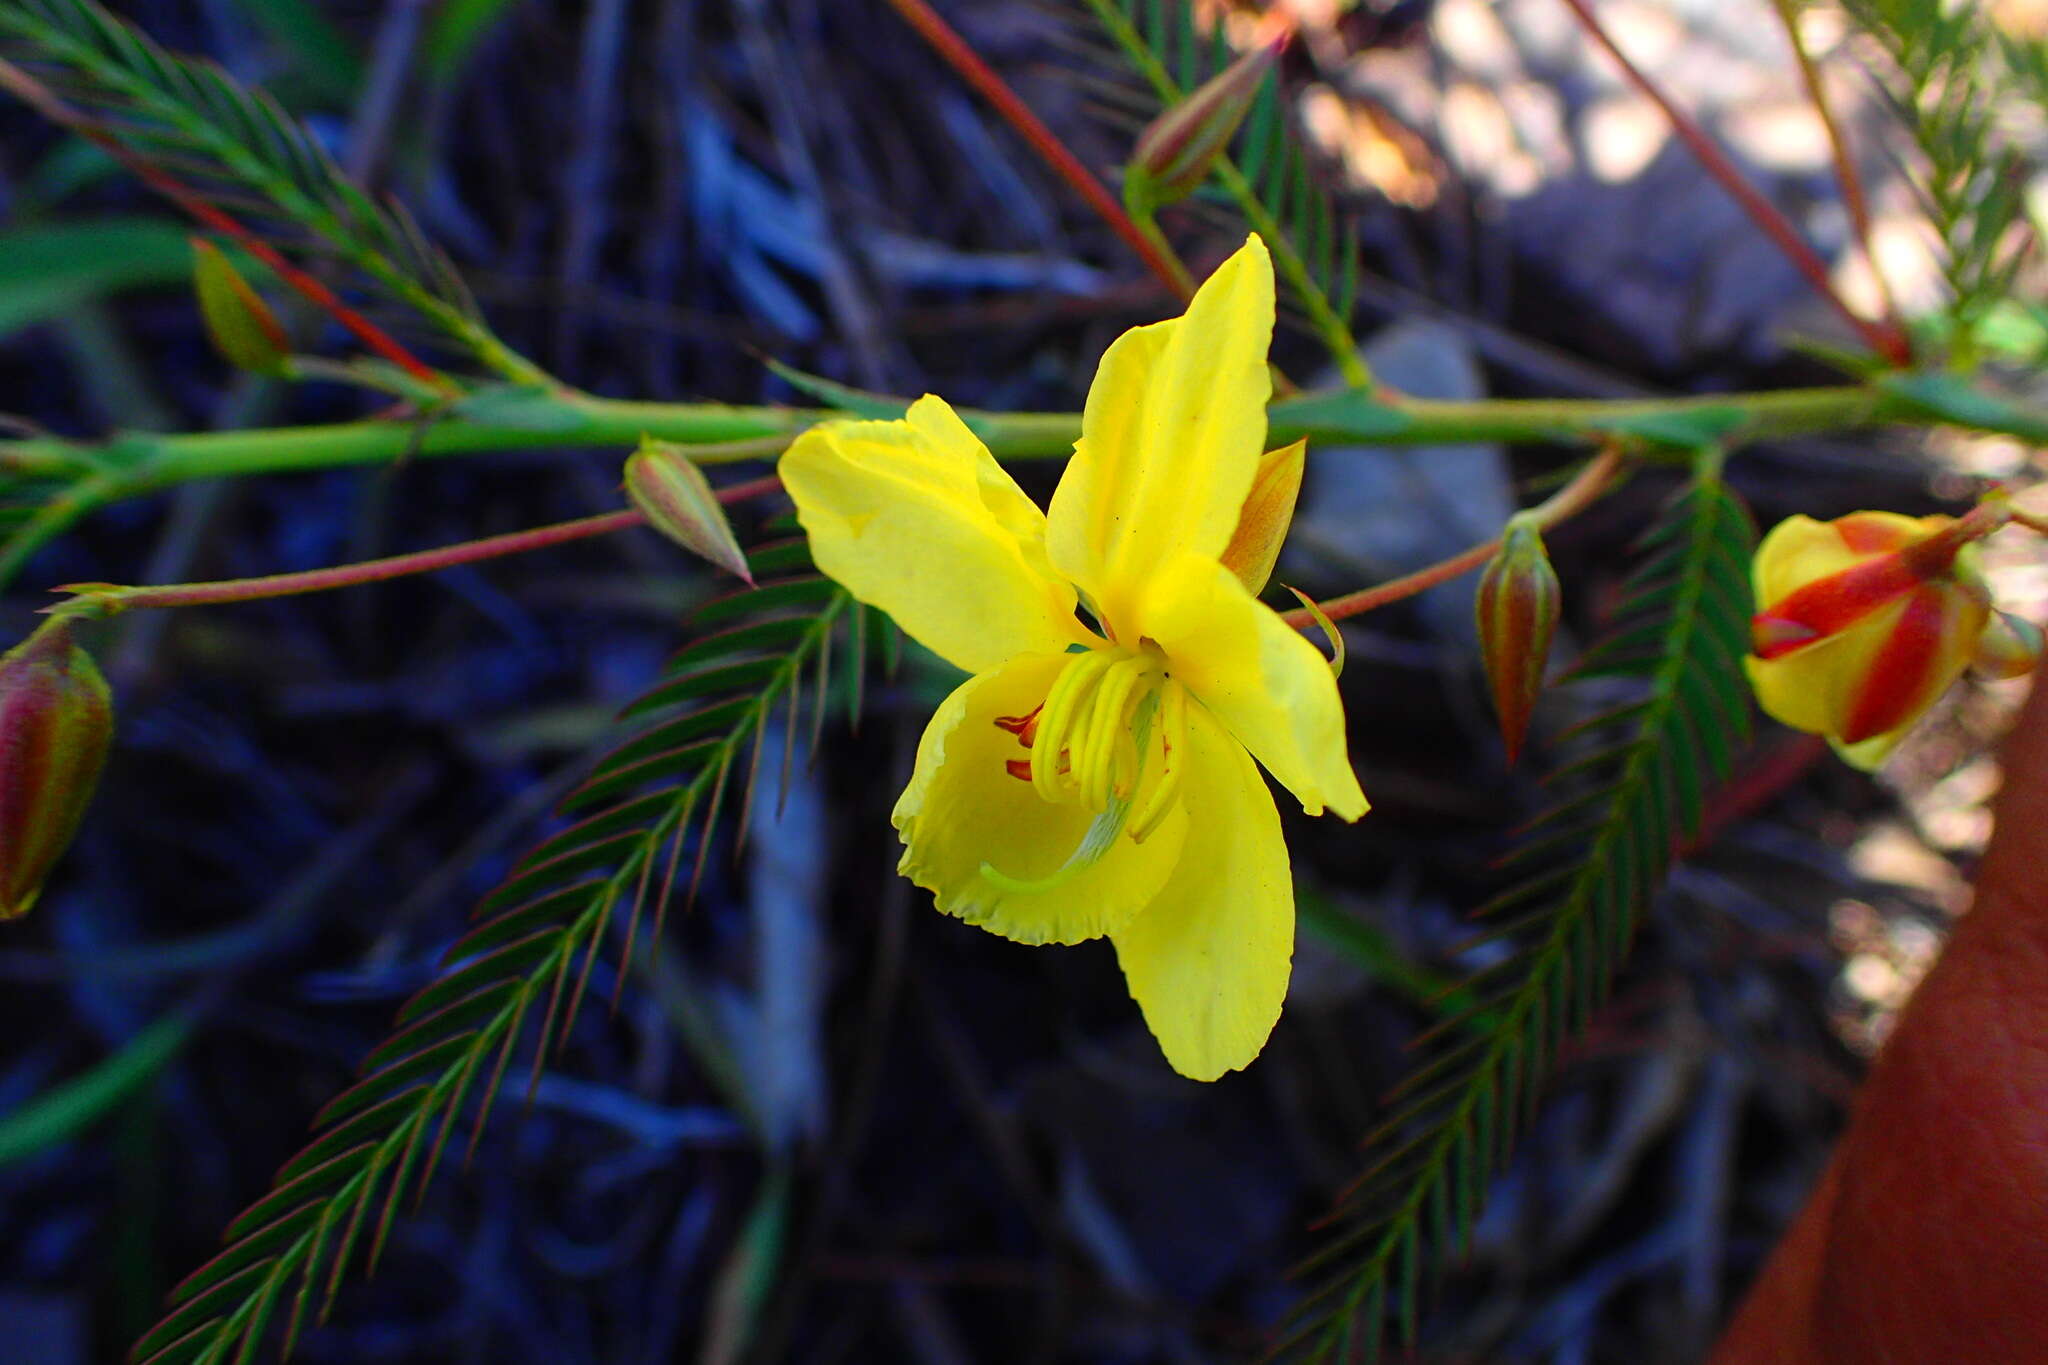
[1745,511,2000,769]
[1,621,114,920]
[1125,40,1280,213]
[1475,515,1560,763]
[624,438,753,584]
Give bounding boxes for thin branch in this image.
[1286,443,1627,627]
[1557,0,1911,366]
[1770,0,1904,345]
[879,0,1193,300]
[1077,0,1372,387]
[12,379,2048,591]
[48,474,782,616]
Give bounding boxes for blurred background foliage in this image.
[0,0,2043,1362]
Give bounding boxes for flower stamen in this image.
[993,704,1041,747]
[1128,681,1188,844]
[1077,654,1158,810]
[1031,649,1114,805]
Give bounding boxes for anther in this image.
[993,704,1042,747]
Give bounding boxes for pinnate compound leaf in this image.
[0,0,529,376]
[128,563,852,1364]
[1276,468,1756,1361]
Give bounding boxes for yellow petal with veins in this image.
[1047,235,1274,638]
[1219,438,1306,595]
[893,653,1190,945]
[1138,553,1367,820]
[782,395,1088,675]
[1111,700,1292,1081]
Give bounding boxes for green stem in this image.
[1121,201,1198,295]
[1215,159,1373,388]
[0,383,1901,489]
[1345,384,1889,445]
[4,380,2043,591]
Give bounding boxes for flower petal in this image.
[1219,438,1307,595]
[1745,580,1987,770]
[1752,511,1939,609]
[893,653,1190,945]
[1138,554,1367,820]
[1047,235,1274,635]
[782,395,1087,674]
[1111,701,1292,1081]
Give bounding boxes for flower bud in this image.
[192,238,290,376]
[0,621,114,920]
[1475,515,1560,763]
[624,438,754,583]
[1125,40,1280,213]
[1744,511,1995,769]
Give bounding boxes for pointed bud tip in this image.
[1128,41,1280,208]
[625,439,755,583]
[1476,519,1560,764]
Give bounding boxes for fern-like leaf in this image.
[126,546,851,1365]
[1069,0,1369,384]
[0,0,542,382]
[1842,0,2040,336]
[1276,463,1757,1362]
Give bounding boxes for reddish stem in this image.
[2007,506,2048,536]
[880,0,1192,301]
[54,473,783,614]
[1285,445,1626,628]
[0,56,451,390]
[1769,0,1904,348]
[1556,0,1911,367]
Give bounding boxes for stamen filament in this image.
[1032,649,1112,805]
[1079,656,1155,810]
[980,687,1162,894]
[1128,681,1188,843]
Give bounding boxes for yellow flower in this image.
[1745,511,1995,769]
[780,236,1367,1080]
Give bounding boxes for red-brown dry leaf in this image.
[1712,674,2048,1363]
